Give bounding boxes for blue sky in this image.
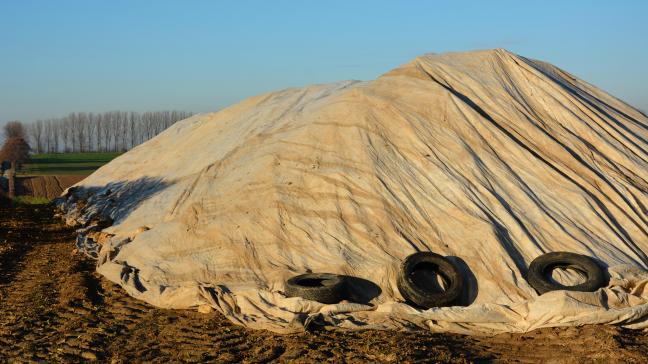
[1,0,647,124]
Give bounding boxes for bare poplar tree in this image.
[86,113,96,152]
[61,116,71,152]
[51,119,60,153]
[28,120,45,154]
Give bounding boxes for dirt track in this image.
[16,175,85,200]
[1,202,648,363]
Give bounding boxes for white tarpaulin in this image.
[57,49,648,334]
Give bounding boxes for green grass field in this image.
[11,196,51,205]
[18,152,122,176]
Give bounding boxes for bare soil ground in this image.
[1,202,648,363]
[16,175,85,200]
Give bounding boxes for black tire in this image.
[397,252,464,308]
[285,273,347,304]
[528,252,606,295]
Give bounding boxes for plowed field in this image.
[16,176,85,200]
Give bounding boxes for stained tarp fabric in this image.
[56,49,648,334]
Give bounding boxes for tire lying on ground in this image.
[284,273,347,304]
[528,252,607,295]
[397,252,464,308]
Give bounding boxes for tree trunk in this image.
[7,160,15,198]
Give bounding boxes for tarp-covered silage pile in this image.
[57,49,648,334]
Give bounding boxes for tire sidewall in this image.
[528,252,606,295]
[285,273,347,304]
[397,252,464,308]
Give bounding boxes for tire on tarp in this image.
[285,273,347,304]
[397,252,464,308]
[528,252,606,295]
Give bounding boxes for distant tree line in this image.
[23,110,193,154]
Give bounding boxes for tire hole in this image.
[548,265,587,286]
[296,278,326,287]
[410,262,448,293]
